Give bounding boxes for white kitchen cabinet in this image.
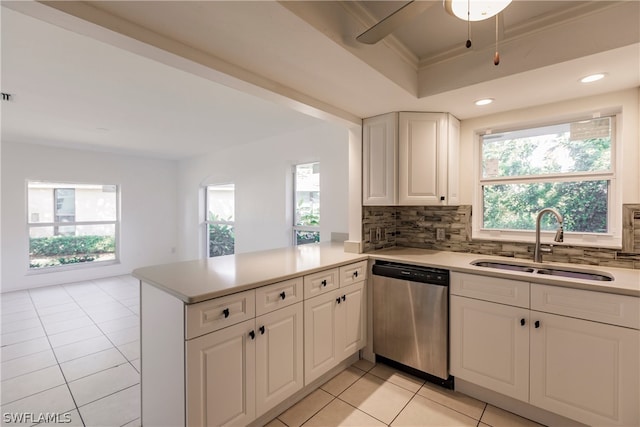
[450,272,640,426]
[186,319,256,427]
[304,265,366,385]
[529,289,639,427]
[255,303,304,416]
[362,111,459,206]
[337,281,366,361]
[363,112,398,205]
[304,287,340,384]
[450,295,530,401]
[185,279,305,426]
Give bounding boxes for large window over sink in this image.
[474,114,619,247]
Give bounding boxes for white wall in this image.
[1,141,179,292]
[459,88,640,204]
[177,121,349,260]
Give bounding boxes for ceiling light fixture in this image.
[444,0,512,22]
[475,98,494,106]
[580,73,606,83]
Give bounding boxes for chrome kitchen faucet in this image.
[534,208,564,263]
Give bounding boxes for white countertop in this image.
[133,242,368,303]
[133,243,640,304]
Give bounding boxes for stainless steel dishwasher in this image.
[372,260,450,383]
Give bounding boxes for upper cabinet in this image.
[363,112,459,206]
[363,112,398,205]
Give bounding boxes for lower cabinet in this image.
[186,303,303,426]
[450,275,640,426]
[255,303,304,416]
[450,295,530,401]
[186,319,256,427]
[304,281,366,384]
[529,311,639,426]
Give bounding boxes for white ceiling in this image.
[1,1,639,160]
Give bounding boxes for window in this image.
[28,182,119,269]
[475,115,617,245]
[293,162,320,245]
[206,184,235,257]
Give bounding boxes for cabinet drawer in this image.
[531,284,640,329]
[255,277,303,316]
[304,268,339,299]
[186,290,255,339]
[339,261,368,287]
[451,272,529,308]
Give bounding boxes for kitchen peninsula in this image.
[135,242,640,427]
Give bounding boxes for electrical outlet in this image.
[436,229,446,241]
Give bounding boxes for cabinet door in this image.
[450,295,529,401]
[398,112,446,205]
[255,303,304,416]
[336,281,366,361]
[530,311,640,426]
[363,113,397,205]
[446,114,460,205]
[186,319,256,427]
[304,289,340,384]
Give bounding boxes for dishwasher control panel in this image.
[372,261,449,286]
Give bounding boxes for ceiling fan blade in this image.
[356,1,435,44]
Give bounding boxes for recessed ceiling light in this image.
[475,98,494,106]
[580,73,606,83]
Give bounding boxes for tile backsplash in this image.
[363,205,640,270]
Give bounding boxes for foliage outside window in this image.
[206,184,235,257]
[294,162,320,245]
[476,116,615,243]
[28,182,118,269]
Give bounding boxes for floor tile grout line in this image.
[62,281,140,367]
[477,402,489,426]
[334,395,391,426]
[416,388,488,422]
[386,385,421,426]
[0,348,58,381]
[73,381,141,411]
[26,287,87,427]
[280,393,337,427]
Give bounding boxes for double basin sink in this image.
[471,259,613,282]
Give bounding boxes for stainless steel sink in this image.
[471,259,613,282]
[536,268,613,281]
[471,261,535,273]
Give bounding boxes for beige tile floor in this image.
[1,276,141,427]
[268,361,545,427]
[2,276,545,427]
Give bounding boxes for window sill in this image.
[26,259,121,275]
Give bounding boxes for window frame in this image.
[204,183,235,257]
[292,162,320,246]
[472,112,621,248]
[26,180,120,272]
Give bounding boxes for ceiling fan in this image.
[356,0,512,64]
[355,1,435,45]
